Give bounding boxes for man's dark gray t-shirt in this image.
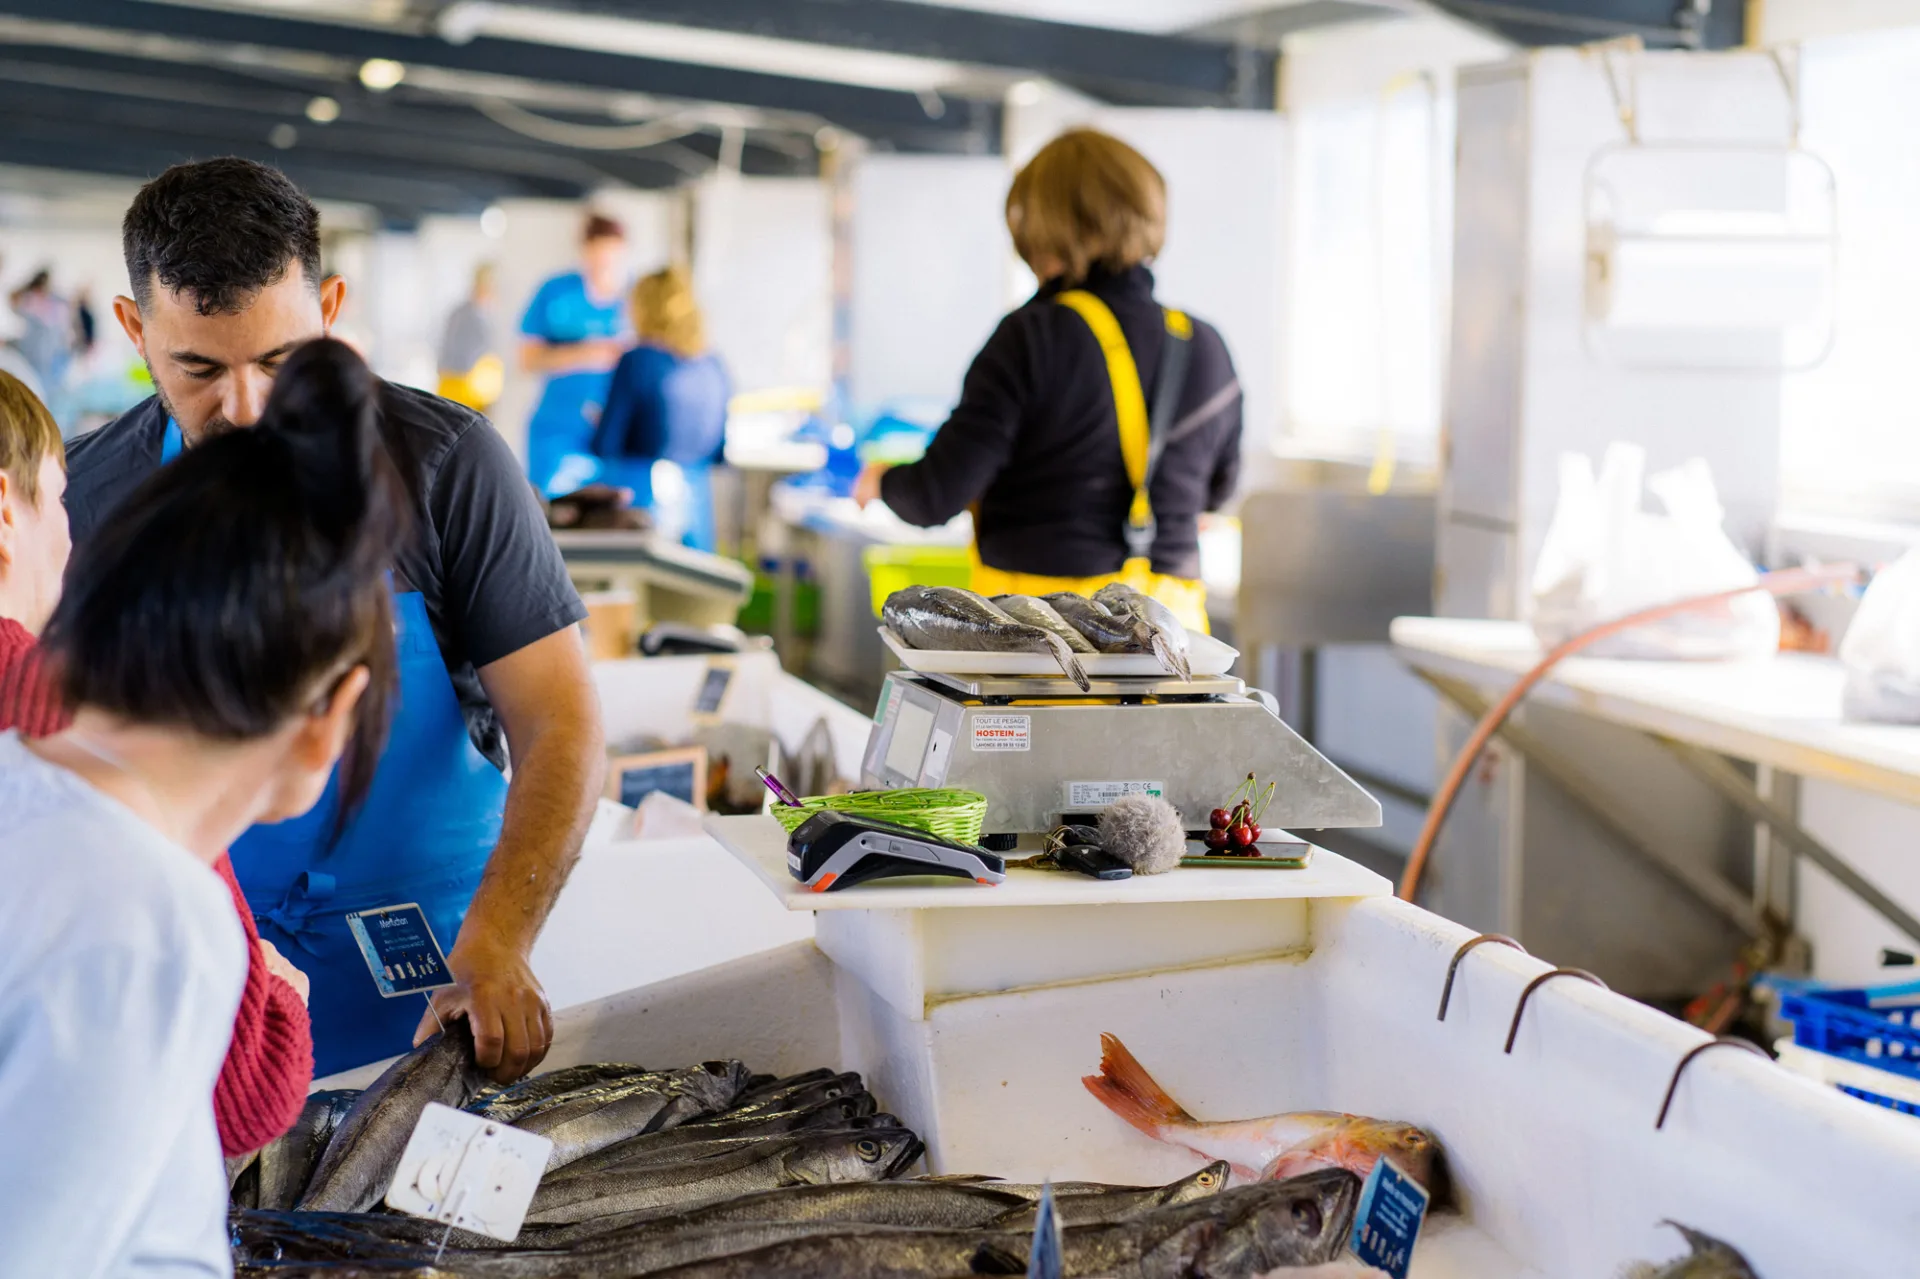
[62,384,586,770]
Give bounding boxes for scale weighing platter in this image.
[918,670,1246,700]
[879,627,1239,680]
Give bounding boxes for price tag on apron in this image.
[346,903,457,999]
[1348,1158,1430,1279]
[386,1102,552,1242]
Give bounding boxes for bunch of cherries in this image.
[1203,773,1276,853]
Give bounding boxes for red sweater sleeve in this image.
[211,853,316,1157]
[0,617,70,737]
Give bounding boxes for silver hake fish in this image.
[1094,583,1193,681]
[882,587,1091,690]
[991,595,1098,653]
[296,1021,484,1213]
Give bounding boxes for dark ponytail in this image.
[43,338,408,824]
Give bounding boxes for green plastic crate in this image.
[864,544,974,618]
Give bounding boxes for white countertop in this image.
[703,813,1392,912]
[1391,616,1920,805]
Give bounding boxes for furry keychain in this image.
[1097,793,1186,876]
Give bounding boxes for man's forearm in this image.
[460,712,604,956]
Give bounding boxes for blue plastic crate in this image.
[1838,1083,1920,1117]
[1771,976,1920,1083]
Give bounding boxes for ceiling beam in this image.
[0,49,807,186]
[0,0,1000,152]
[1432,0,1744,50]
[0,128,486,225]
[0,106,587,223]
[486,0,1277,108]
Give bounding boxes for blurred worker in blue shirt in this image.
[591,265,729,551]
[520,214,629,496]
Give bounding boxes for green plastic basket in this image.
[863,545,974,618]
[770,789,988,845]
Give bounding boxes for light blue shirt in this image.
[520,271,628,495]
[0,733,246,1277]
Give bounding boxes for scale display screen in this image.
[885,697,936,781]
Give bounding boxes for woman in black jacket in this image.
[855,127,1242,631]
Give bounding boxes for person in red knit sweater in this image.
[0,368,315,1157]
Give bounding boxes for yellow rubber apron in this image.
[970,290,1210,633]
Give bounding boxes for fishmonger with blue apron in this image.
[65,158,606,1080]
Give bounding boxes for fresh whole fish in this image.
[544,1092,878,1181]
[882,586,1091,691]
[230,1208,496,1265]
[1093,583,1193,682]
[1082,1033,1446,1198]
[987,1163,1228,1228]
[1623,1222,1762,1279]
[519,1179,1037,1247]
[628,1171,1358,1279]
[519,1060,751,1171]
[466,1064,655,1125]
[297,1021,484,1213]
[256,1090,362,1211]
[525,1127,925,1225]
[736,1067,836,1102]
[991,596,1098,653]
[546,1113,904,1182]
[1040,593,1146,655]
[228,1157,260,1211]
[721,1071,866,1118]
[495,1068,690,1130]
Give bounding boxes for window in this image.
[1283,79,1452,464]
[1779,27,1920,521]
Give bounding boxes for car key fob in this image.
[1053,843,1132,880]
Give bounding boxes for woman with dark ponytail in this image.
[0,339,400,1273]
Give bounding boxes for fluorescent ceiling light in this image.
[443,3,975,93]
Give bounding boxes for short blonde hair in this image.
[1006,129,1166,284]
[0,370,62,506]
[633,265,707,358]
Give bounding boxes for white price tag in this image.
[970,713,1031,752]
[1066,780,1164,809]
[385,1102,553,1242]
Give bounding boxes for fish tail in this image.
[1151,632,1193,682]
[1082,1033,1196,1137]
[1042,632,1092,691]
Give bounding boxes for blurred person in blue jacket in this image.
[591,265,729,551]
[520,214,629,496]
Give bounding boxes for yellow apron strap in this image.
[1056,290,1152,530]
[971,294,1210,633]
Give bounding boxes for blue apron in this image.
[163,420,509,1076]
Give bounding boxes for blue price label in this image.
[345,903,456,999]
[1349,1157,1430,1279]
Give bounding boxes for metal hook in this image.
[1436,933,1529,1021]
[1655,1036,1771,1130]
[1504,968,1609,1054]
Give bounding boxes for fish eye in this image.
[1198,1170,1220,1187]
[1291,1201,1322,1235]
[857,1139,882,1161]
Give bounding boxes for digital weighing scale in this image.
[860,669,1382,844]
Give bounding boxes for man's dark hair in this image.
[123,157,322,316]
